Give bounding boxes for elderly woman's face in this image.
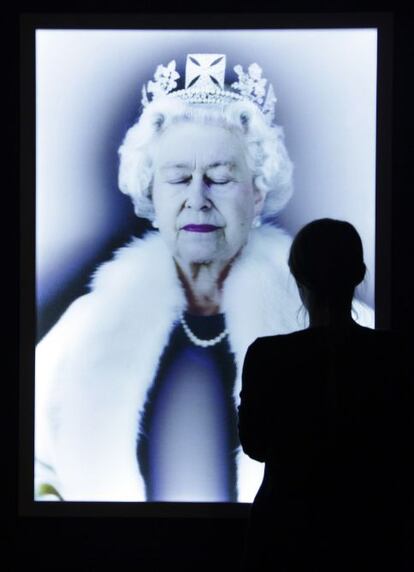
[151,122,263,266]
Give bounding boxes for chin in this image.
[179,242,226,265]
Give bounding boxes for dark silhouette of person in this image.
[238,218,412,571]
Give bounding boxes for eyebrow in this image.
[160,161,236,171]
[207,161,236,170]
[160,163,191,170]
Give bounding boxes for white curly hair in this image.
[118,95,294,222]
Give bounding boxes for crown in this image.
[141,54,277,126]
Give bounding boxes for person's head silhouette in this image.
[288,218,366,327]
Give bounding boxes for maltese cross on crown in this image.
[141,53,277,125]
[185,54,226,90]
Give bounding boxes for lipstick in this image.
[182,224,220,233]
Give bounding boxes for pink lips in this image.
[182,224,220,233]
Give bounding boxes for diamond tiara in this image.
[141,53,277,126]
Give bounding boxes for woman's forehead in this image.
[159,159,237,172]
[153,123,246,168]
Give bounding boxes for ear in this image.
[253,184,265,216]
[355,262,366,285]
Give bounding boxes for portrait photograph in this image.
[33,26,377,504]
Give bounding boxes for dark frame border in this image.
[19,11,393,518]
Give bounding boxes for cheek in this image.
[232,190,256,224]
[153,189,179,227]
[223,193,256,239]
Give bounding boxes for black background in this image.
[7,2,414,570]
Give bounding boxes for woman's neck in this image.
[308,303,354,329]
[174,259,233,316]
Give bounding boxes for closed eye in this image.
[205,176,231,186]
[168,176,192,185]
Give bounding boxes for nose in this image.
[185,176,211,211]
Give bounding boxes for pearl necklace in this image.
[180,312,229,348]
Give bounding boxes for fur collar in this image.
[35,226,306,501]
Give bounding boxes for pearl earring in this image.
[152,218,159,229]
[252,215,261,228]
